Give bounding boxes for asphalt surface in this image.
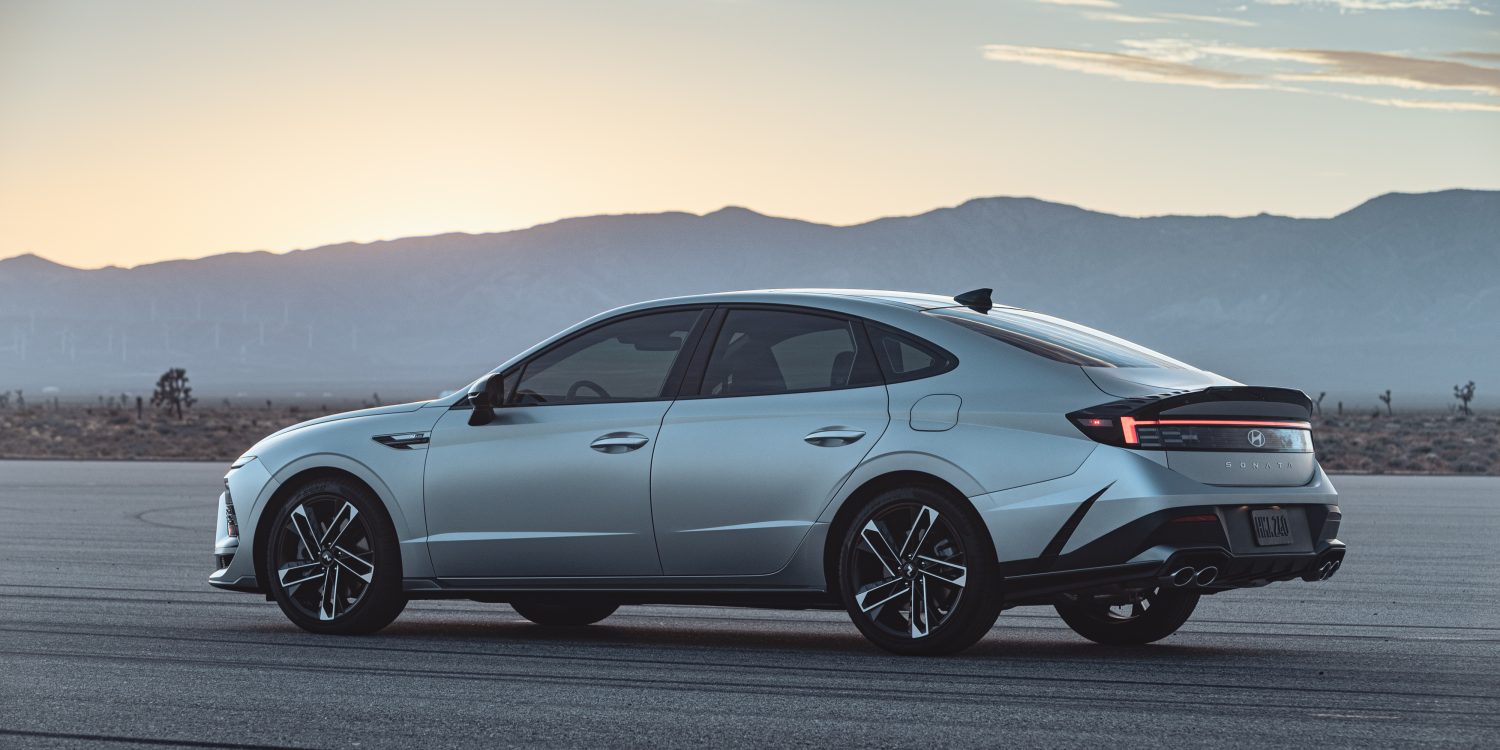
[1,462,1497,749]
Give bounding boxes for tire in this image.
[263,476,406,635]
[511,599,619,627]
[836,485,1003,656]
[1054,588,1199,645]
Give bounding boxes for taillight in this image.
[1068,387,1315,452]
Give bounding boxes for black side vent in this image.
[373,432,431,450]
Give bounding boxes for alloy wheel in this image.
[272,496,377,622]
[847,503,968,640]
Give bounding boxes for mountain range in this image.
[1,189,1496,408]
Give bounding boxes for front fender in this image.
[261,452,436,580]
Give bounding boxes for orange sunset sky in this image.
[2,0,1497,269]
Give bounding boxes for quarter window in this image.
[510,309,702,405]
[867,325,954,383]
[699,309,880,397]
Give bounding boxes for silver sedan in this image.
[210,289,1344,655]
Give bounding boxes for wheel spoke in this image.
[333,546,375,583]
[277,561,324,594]
[854,576,910,613]
[859,520,903,576]
[898,506,939,562]
[909,575,931,638]
[916,555,967,588]
[319,502,359,550]
[849,502,968,642]
[290,504,323,556]
[319,563,341,621]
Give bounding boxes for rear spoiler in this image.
[1067,386,1314,449]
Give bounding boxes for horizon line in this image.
[3,186,1490,272]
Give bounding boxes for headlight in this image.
[223,479,240,540]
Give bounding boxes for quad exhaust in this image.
[1170,567,1197,587]
[1168,563,1222,588]
[1194,566,1219,586]
[1302,549,1347,582]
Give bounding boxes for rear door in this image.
[650,306,890,576]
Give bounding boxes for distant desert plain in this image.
[0,399,1493,475]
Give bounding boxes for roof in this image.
[638,288,996,311]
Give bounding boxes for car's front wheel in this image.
[264,477,406,634]
[1054,588,1199,645]
[836,486,1002,656]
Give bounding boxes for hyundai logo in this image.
[1246,429,1267,448]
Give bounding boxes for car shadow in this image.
[343,611,1256,664]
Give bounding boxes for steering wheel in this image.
[566,380,611,400]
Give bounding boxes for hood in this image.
[265,401,431,439]
[1083,367,1239,398]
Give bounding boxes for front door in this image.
[423,307,707,578]
[651,307,890,576]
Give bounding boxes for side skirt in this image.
[403,578,839,609]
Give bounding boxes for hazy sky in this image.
[2,0,1497,269]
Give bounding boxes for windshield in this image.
[931,308,1192,369]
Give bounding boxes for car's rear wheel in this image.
[510,599,620,626]
[836,486,1002,656]
[264,477,405,634]
[1054,588,1199,645]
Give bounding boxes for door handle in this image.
[804,428,866,447]
[590,433,650,454]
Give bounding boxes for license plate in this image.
[1251,508,1293,546]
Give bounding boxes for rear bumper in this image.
[1000,499,1346,605]
[1001,541,1346,605]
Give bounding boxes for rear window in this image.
[932,308,1190,369]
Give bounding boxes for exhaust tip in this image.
[1194,566,1219,587]
[1170,567,1196,587]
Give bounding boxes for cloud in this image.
[982,40,1500,111]
[1082,11,1174,23]
[981,44,1267,88]
[1271,49,1500,94]
[1156,12,1261,26]
[1256,0,1491,13]
[1449,51,1500,65]
[1033,0,1121,7]
[1332,92,1500,110]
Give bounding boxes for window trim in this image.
[454,304,713,409]
[452,303,959,408]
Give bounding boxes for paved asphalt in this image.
[0,462,1497,749]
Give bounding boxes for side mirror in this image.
[466,373,506,426]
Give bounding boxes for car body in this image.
[211,289,1344,654]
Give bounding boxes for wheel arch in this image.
[820,470,986,595]
[253,463,405,585]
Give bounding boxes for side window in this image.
[511,309,702,405]
[699,309,880,397]
[868,325,953,383]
